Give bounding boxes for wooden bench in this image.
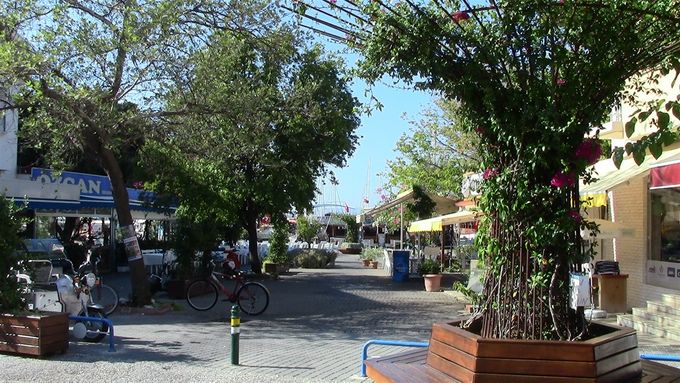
[365,349,680,383]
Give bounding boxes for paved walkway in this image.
[3,253,680,382]
[0,254,467,383]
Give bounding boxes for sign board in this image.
[647,260,680,290]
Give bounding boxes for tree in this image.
[338,213,360,243]
[0,0,279,304]
[385,99,480,197]
[296,215,323,243]
[295,0,680,340]
[143,28,360,273]
[0,197,26,313]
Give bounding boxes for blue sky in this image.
[315,76,434,215]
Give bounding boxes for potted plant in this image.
[360,247,383,268]
[418,259,442,292]
[263,218,290,276]
[312,1,680,381]
[339,242,363,255]
[0,197,69,356]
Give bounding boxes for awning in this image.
[408,216,443,233]
[581,218,635,239]
[580,145,680,206]
[408,210,483,233]
[364,187,457,217]
[650,162,680,189]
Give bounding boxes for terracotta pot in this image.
[369,261,379,269]
[362,259,371,267]
[423,274,442,292]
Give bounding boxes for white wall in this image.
[0,88,18,178]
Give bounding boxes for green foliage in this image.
[406,185,436,219]
[171,214,235,278]
[267,218,290,265]
[338,213,360,243]
[360,247,383,261]
[143,27,360,269]
[418,258,442,275]
[0,198,26,313]
[385,99,481,198]
[291,249,337,268]
[453,281,482,307]
[344,0,680,341]
[296,215,322,243]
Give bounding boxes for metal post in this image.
[230,305,240,365]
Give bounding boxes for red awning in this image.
[651,163,680,189]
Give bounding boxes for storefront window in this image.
[647,188,680,289]
[650,189,680,263]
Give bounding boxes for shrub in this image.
[267,220,290,265]
[418,258,442,275]
[291,249,337,269]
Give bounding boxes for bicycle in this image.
[77,250,119,316]
[186,261,270,315]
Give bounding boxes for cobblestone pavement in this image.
[0,254,468,383]
[3,254,680,382]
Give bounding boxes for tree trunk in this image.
[246,217,261,274]
[100,146,151,305]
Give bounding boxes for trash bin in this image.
[392,250,410,282]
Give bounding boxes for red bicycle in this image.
[186,261,270,315]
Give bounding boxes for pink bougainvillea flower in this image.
[363,197,369,204]
[483,168,499,180]
[452,11,470,22]
[329,0,337,4]
[132,181,144,189]
[574,139,603,165]
[568,210,582,223]
[475,126,485,135]
[550,171,575,188]
[556,78,566,86]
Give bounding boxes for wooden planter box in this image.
[426,320,641,383]
[0,312,69,356]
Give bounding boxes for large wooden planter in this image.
[0,312,69,356]
[426,320,641,383]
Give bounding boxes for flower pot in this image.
[263,262,278,274]
[369,260,379,269]
[426,320,641,382]
[423,274,442,292]
[0,312,69,356]
[362,259,371,267]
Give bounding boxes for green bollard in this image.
[230,305,240,365]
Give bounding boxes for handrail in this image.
[640,354,680,362]
[69,315,115,352]
[361,339,429,377]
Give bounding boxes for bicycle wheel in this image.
[78,311,109,343]
[237,282,269,315]
[91,284,119,316]
[186,279,218,311]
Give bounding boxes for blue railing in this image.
[69,315,116,352]
[640,354,680,362]
[361,339,429,377]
